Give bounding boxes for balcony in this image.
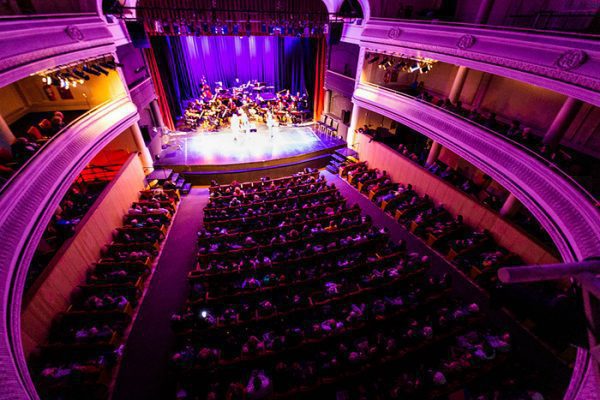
[0,96,138,399]
[343,18,600,106]
[352,83,600,264]
[0,14,115,86]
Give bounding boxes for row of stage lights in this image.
[37,58,122,89]
[151,19,328,37]
[366,53,437,74]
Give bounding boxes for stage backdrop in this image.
[149,35,325,122]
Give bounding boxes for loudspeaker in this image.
[125,20,150,48]
[342,110,351,125]
[329,22,343,45]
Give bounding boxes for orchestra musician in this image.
[183,79,309,132]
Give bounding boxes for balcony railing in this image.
[0,101,110,194]
[361,82,599,205]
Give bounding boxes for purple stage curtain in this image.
[149,35,319,118]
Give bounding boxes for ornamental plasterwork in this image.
[555,49,588,71]
[65,25,85,41]
[387,26,402,40]
[456,34,476,50]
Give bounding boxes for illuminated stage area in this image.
[156,125,346,183]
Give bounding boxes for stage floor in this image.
[157,125,345,168]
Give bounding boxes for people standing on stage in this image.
[240,110,249,135]
[230,112,240,141]
[266,111,276,139]
[183,80,310,131]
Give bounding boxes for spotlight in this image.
[367,55,380,64]
[409,62,420,72]
[420,64,431,73]
[83,65,101,76]
[91,64,109,75]
[394,61,406,70]
[378,58,391,69]
[72,68,90,80]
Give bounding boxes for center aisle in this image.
[113,187,209,400]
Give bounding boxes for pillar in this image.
[499,193,520,218]
[543,97,583,149]
[475,0,495,24]
[425,141,442,166]
[150,99,166,129]
[323,90,332,114]
[448,66,469,104]
[346,104,362,149]
[130,123,154,172]
[0,114,16,147]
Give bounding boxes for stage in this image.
[156,125,346,183]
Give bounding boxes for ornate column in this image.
[543,97,583,149]
[150,99,166,129]
[500,193,520,218]
[323,90,332,114]
[0,114,16,148]
[425,141,442,166]
[448,66,469,104]
[130,123,154,171]
[347,104,362,149]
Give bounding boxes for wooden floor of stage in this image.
[156,125,345,169]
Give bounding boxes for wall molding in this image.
[0,97,139,399]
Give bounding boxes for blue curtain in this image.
[150,35,318,118]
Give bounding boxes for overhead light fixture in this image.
[420,64,431,73]
[409,63,420,72]
[368,55,380,65]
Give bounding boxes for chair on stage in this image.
[317,114,329,134]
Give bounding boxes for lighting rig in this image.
[365,52,437,74]
[35,56,123,89]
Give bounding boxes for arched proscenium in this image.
[0,98,139,399]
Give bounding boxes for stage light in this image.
[72,68,90,80]
[420,64,431,73]
[83,65,101,76]
[409,62,420,72]
[378,58,391,69]
[368,55,380,64]
[393,61,406,70]
[92,64,109,75]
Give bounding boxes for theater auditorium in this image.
[0,1,599,399]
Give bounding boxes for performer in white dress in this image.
[230,112,240,142]
[240,110,250,135]
[266,111,276,139]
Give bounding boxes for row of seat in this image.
[29,188,180,400]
